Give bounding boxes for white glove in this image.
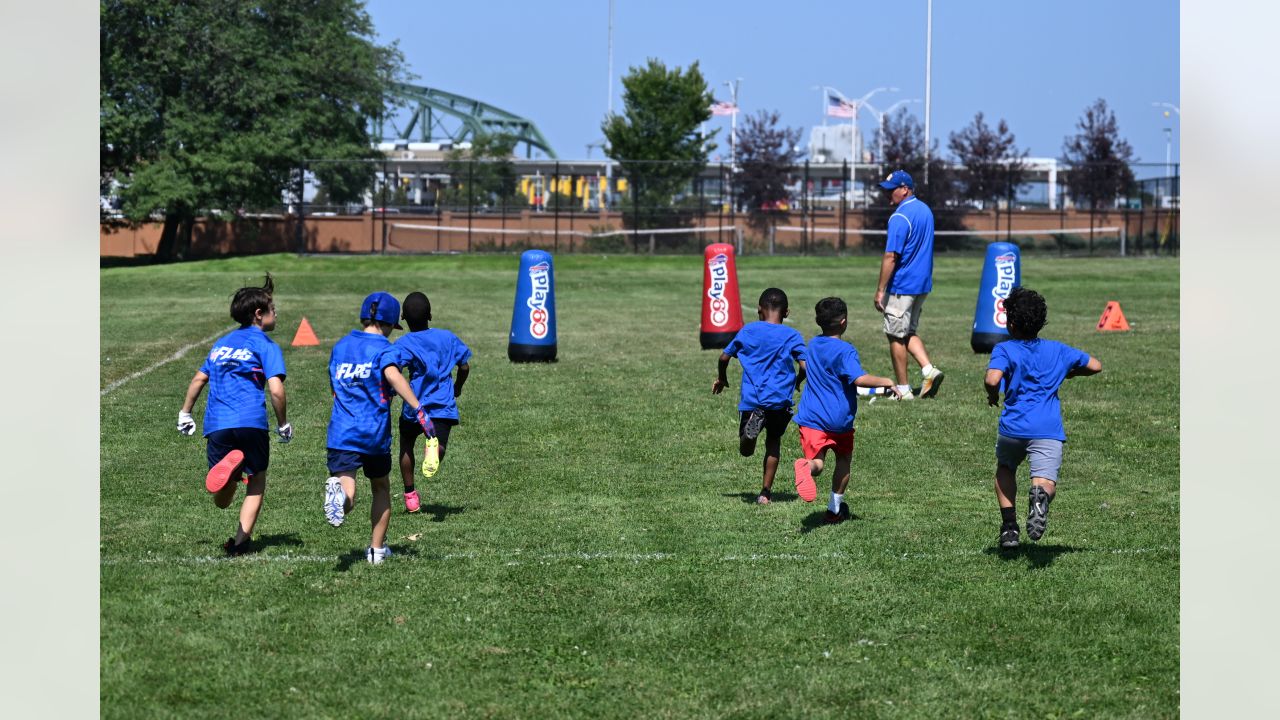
[276,423,294,443]
[178,411,196,436]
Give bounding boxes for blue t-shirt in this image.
[723,321,807,411]
[794,336,867,434]
[198,326,286,435]
[326,330,401,455]
[389,328,472,422]
[988,338,1092,441]
[884,196,935,295]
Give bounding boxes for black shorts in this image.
[206,428,270,476]
[398,416,457,455]
[327,448,393,479]
[738,408,792,440]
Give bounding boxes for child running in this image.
[177,274,291,556]
[712,288,807,504]
[984,287,1102,548]
[390,291,472,513]
[323,291,435,565]
[792,297,899,520]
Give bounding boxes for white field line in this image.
[101,327,234,397]
[101,544,1177,566]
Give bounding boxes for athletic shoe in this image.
[323,476,346,527]
[206,450,244,494]
[887,390,916,401]
[823,502,851,525]
[223,537,251,557]
[793,458,817,502]
[756,489,772,505]
[998,524,1021,549]
[404,489,421,513]
[1027,486,1052,541]
[366,545,393,565]
[742,409,767,441]
[421,436,441,478]
[920,367,945,398]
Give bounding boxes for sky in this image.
[366,0,1178,178]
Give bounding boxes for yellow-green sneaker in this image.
[420,436,441,478]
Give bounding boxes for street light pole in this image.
[862,98,921,165]
[823,86,897,206]
[724,78,742,171]
[923,0,933,185]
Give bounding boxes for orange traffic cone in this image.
[291,317,320,346]
[1096,302,1131,331]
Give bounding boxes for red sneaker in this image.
[206,450,244,494]
[793,458,817,502]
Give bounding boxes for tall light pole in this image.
[605,0,615,198]
[862,98,921,164]
[1151,101,1179,180]
[823,86,897,206]
[923,0,933,185]
[724,78,742,171]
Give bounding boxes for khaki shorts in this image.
[883,292,928,338]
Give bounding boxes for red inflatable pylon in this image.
[699,243,743,349]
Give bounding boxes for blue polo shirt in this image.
[885,195,935,295]
[794,336,867,434]
[198,326,286,435]
[326,330,401,455]
[988,338,1092,442]
[389,328,472,422]
[723,321,807,411]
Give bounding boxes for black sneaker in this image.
[998,524,1020,548]
[823,502,851,525]
[1026,486,1052,541]
[742,409,766,441]
[223,537,252,557]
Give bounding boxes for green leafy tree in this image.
[869,109,964,242]
[948,112,1028,210]
[602,59,716,243]
[100,0,404,258]
[736,110,802,238]
[441,132,524,210]
[1062,98,1136,250]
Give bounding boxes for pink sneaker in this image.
[206,450,244,494]
[404,489,421,513]
[793,458,817,503]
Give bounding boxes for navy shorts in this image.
[206,428,270,477]
[398,416,457,456]
[327,448,393,479]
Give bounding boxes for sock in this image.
[1000,506,1017,527]
[829,493,844,513]
[922,364,935,376]
[404,483,416,494]
[896,384,911,395]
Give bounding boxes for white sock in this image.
[829,493,843,513]
[896,384,911,395]
[922,364,935,376]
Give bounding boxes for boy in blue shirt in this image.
[984,287,1102,548]
[324,291,436,565]
[390,291,472,513]
[793,298,900,521]
[712,288,807,505]
[177,274,292,556]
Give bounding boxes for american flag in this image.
[826,94,856,119]
[710,100,738,116]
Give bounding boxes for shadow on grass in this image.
[983,543,1079,569]
[799,509,861,534]
[418,503,467,523]
[334,543,420,572]
[721,491,800,504]
[253,533,304,551]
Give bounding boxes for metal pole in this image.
[849,103,857,208]
[381,158,388,254]
[923,0,933,186]
[295,165,306,254]
[553,161,560,253]
[466,160,473,252]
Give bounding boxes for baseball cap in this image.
[360,291,403,329]
[878,169,914,190]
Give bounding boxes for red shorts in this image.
[798,425,854,459]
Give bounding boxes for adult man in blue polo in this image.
[873,169,944,400]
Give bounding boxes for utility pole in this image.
[923,0,933,185]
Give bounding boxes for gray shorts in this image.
[995,435,1063,482]
[883,293,928,338]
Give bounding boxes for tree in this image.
[735,110,802,238]
[869,108,964,241]
[100,0,404,258]
[948,112,1028,211]
[1062,98,1136,250]
[602,59,716,243]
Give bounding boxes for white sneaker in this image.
[920,367,945,398]
[366,545,393,565]
[323,477,346,527]
[889,390,916,401]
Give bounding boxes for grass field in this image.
[101,253,1179,718]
